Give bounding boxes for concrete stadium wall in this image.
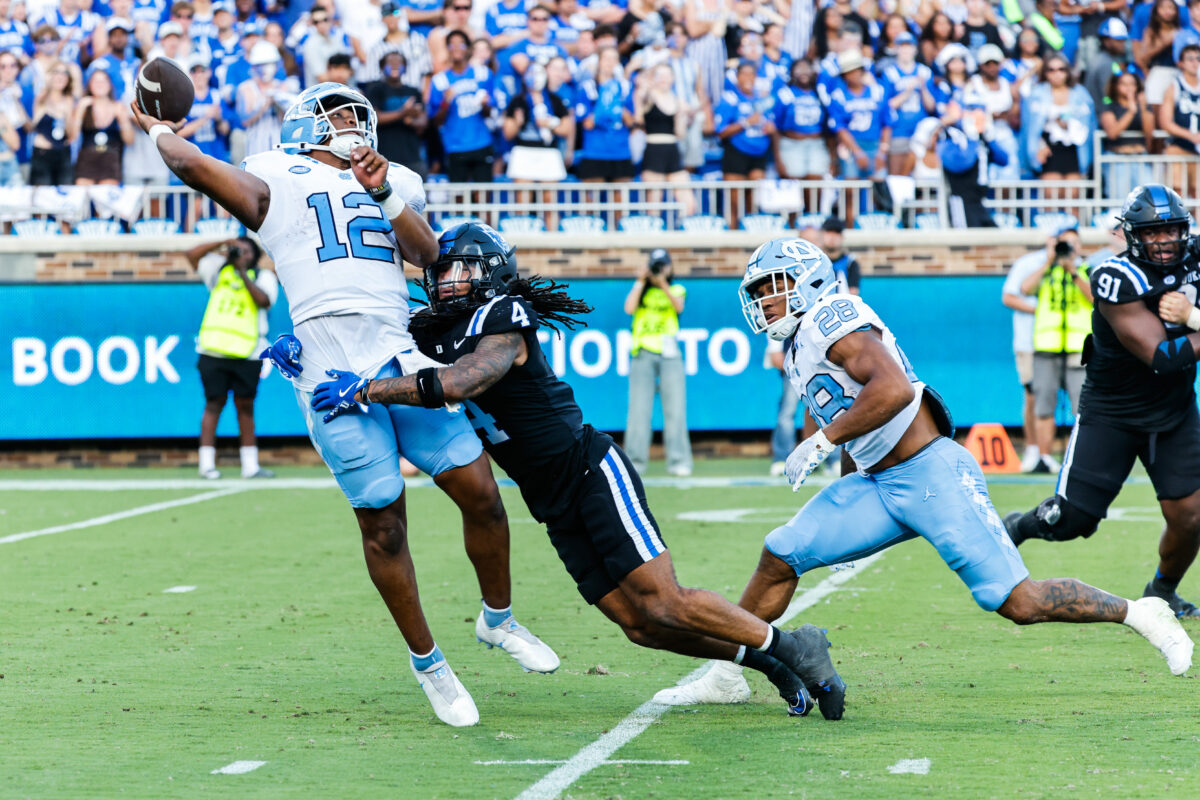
[0,228,1114,283]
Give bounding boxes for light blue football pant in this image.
[296,358,483,509]
[765,436,1030,611]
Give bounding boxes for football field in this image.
[1,460,1195,799]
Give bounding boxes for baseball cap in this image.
[106,17,133,33]
[248,40,281,66]
[158,20,183,38]
[381,0,401,13]
[977,43,1005,65]
[893,31,916,47]
[1053,218,1080,237]
[212,0,234,13]
[821,216,846,233]
[239,19,267,38]
[1098,17,1128,40]
[837,48,865,74]
[648,248,671,268]
[186,52,211,71]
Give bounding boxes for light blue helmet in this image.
[739,237,837,340]
[277,82,378,158]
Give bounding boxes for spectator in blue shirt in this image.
[36,0,101,68]
[0,0,30,66]
[404,0,444,38]
[486,0,529,50]
[925,43,972,118]
[90,18,139,100]
[1020,52,1096,207]
[762,24,793,85]
[775,58,830,182]
[175,54,229,167]
[828,48,890,179]
[877,31,929,176]
[429,29,498,182]
[500,5,567,98]
[716,59,777,180]
[574,45,634,181]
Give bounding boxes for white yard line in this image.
[478,760,689,766]
[511,552,884,800]
[211,760,267,775]
[0,488,245,545]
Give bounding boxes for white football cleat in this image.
[1019,445,1041,473]
[475,612,561,673]
[652,661,752,705]
[199,467,220,480]
[1126,596,1194,676]
[410,658,479,727]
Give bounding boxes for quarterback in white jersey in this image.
[654,237,1191,710]
[130,83,559,729]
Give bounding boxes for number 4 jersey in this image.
[241,150,427,390]
[411,294,612,521]
[784,293,927,470]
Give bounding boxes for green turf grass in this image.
[0,464,1193,799]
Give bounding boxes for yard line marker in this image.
[162,585,197,593]
[511,552,884,800]
[211,760,267,775]
[477,760,689,766]
[887,758,932,775]
[0,488,245,545]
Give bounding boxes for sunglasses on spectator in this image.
[453,4,472,9]
[175,12,194,18]
[36,37,56,44]
[530,14,550,20]
[1046,65,1066,72]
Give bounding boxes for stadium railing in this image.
[5,139,1197,237]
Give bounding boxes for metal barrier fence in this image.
[13,137,1200,236]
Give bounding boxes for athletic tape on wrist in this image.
[380,192,407,220]
[149,124,172,146]
[1187,307,1200,332]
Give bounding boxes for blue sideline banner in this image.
[2,276,1022,441]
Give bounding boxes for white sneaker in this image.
[769,461,787,477]
[410,658,480,727]
[1020,445,1041,473]
[652,661,752,705]
[1126,596,1194,676]
[667,465,692,477]
[1040,453,1061,473]
[199,467,220,480]
[475,612,560,673]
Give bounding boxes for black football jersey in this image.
[412,295,610,521]
[1080,253,1200,431]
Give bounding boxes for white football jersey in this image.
[784,293,924,470]
[241,150,428,390]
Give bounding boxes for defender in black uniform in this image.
[313,222,849,719]
[1006,185,1200,617]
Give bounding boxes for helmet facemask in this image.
[741,272,803,341]
[1126,221,1190,269]
[277,84,378,158]
[425,256,487,313]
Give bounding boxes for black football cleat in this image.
[786,625,846,720]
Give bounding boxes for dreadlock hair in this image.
[409,274,593,336]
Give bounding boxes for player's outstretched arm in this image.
[130,102,270,232]
[821,330,916,445]
[312,333,527,421]
[1101,298,1200,373]
[349,145,439,268]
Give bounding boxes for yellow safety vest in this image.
[1034,262,1091,354]
[198,264,261,359]
[631,285,685,356]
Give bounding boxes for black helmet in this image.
[1119,184,1193,269]
[425,221,519,313]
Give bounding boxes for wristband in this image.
[367,182,393,201]
[149,123,172,146]
[415,367,445,409]
[1187,307,1200,332]
[380,192,407,220]
[360,379,373,405]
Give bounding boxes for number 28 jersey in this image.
[784,293,926,470]
[241,150,427,390]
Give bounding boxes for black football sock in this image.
[740,648,804,703]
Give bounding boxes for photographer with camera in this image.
[623,248,693,477]
[186,236,278,480]
[1019,221,1093,472]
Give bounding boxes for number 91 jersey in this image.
[241,150,426,326]
[784,293,926,470]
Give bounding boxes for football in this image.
[135,57,194,123]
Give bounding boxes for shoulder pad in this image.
[1090,256,1153,303]
[463,295,539,338]
[798,293,878,356]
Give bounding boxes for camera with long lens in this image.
[228,244,244,261]
[1054,239,1074,259]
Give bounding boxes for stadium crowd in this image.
[0,0,1197,220]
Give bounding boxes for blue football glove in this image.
[260,334,303,379]
[312,369,369,423]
